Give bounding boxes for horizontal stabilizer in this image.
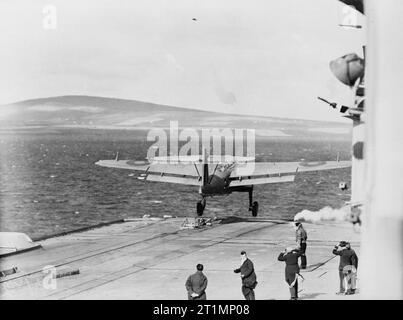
[150,155,255,164]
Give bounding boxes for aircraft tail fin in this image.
[202,148,209,186]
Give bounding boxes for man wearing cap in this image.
[185,264,208,300]
[233,251,258,300]
[278,247,302,300]
[294,221,308,269]
[332,241,358,295]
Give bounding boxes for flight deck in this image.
[0,216,360,300]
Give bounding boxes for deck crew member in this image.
[278,247,302,300]
[234,251,258,300]
[345,242,359,294]
[294,221,308,269]
[332,241,358,295]
[185,264,208,300]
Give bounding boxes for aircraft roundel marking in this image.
[298,161,327,167]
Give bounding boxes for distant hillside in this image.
[0,95,351,138]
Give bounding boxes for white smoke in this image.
[293,206,351,223]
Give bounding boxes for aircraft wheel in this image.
[251,201,258,217]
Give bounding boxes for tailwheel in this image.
[196,198,206,216]
[250,201,259,217]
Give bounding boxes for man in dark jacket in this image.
[346,242,359,294]
[234,251,257,300]
[278,247,302,300]
[332,241,358,295]
[185,264,208,300]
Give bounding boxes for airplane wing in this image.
[229,160,351,186]
[96,159,350,187]
[95,159,202,186]
[296,160,351,172]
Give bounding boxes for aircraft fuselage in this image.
[200,163,248,196]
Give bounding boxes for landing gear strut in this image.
[248,188,259,217]
[197,198,206,216]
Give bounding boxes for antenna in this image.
[338,24,362,29]
[318,96,337,109]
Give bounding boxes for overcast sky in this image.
[0,0,365,121]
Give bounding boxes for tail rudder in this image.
[202,148,209,186]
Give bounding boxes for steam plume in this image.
[293,206,350,223]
